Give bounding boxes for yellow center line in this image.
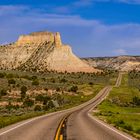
[60,135,63,140]
[55,115,67,140]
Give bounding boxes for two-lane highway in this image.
[0,73,137,140]
[66,87,135,140]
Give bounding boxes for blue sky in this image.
[0,0,140,57]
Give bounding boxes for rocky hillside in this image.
[82,56,140,71]
[0,31,98,73]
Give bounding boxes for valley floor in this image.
[95,74,140,139]
[0,70,117,129]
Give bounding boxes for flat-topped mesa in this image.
[16,31,56,46]
[0,30,100,73]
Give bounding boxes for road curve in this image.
[66,87,136,140]
[0,73,137,140]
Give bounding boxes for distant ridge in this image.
[82,56,140,71]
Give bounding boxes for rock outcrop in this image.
[16,31,54,46]
[0,31,99,73]
[83,56,140,71]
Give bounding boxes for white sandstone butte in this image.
[0,31,99,73]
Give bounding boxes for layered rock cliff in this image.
[83,56,140,71]
[0,31,98,73]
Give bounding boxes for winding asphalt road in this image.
[0,73,137,140]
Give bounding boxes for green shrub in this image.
[0,89,7,96]
[6,73,14,78]
[123,124,133,131]
[133,96,140,106]
[50,78,55,83]
[23,98,34,107]
[89,82,93,85]
[69,85,78,92]
[43,96,51,105]
[34,105,42,111]
[135,128,140,134]
[6,102,13,111]
[32,79,39,86]
[21,86,27,93]
[60,78,67,83]
[56,87,61,92]
[20,86,27,98]
[31,76,38,80]
[8,79,16,85]
[43,100,55,111]
[115,120,125,127]
[35,94,44,102]
[0,73,5,78]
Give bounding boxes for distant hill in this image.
[82,56,140,71]
[0,31,99,73]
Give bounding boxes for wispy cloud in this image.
[0,5,140,57]
[73,0,94,7]
[117,0,140,4]
[0,5,29,16]
[72,0,140,5]
[113,49,127,55]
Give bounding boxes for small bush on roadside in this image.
[115,120,125,127]
[133,96,140,106]
[43,96,51,105]
[135,128,140,134]
[43,100,55,111]
[123,124,133,131]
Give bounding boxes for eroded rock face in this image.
[0,31,98,73]
[16,31,55,46]
[54,32,62,48]
[83,56,140,71]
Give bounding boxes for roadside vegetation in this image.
[0,70,118,129]
[95,72,140,139]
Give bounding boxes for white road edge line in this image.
[87,87,134,140]
[0,118,37,136]
[0,109,67,136]
[87,76,135,140]
[87,113,134,140]
[0,112,53,136]
[1,86,130,139]
[0,87,108,136]
[0,87,105,136]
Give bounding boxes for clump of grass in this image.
[0,112,45,128]
[95,74,140,139]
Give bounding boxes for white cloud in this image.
[0,5,29,16]
[117,0,140,4]
[73,0,94,7]
[0,5,140,57]
[72,0,140,5]
[113,49,127,55]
